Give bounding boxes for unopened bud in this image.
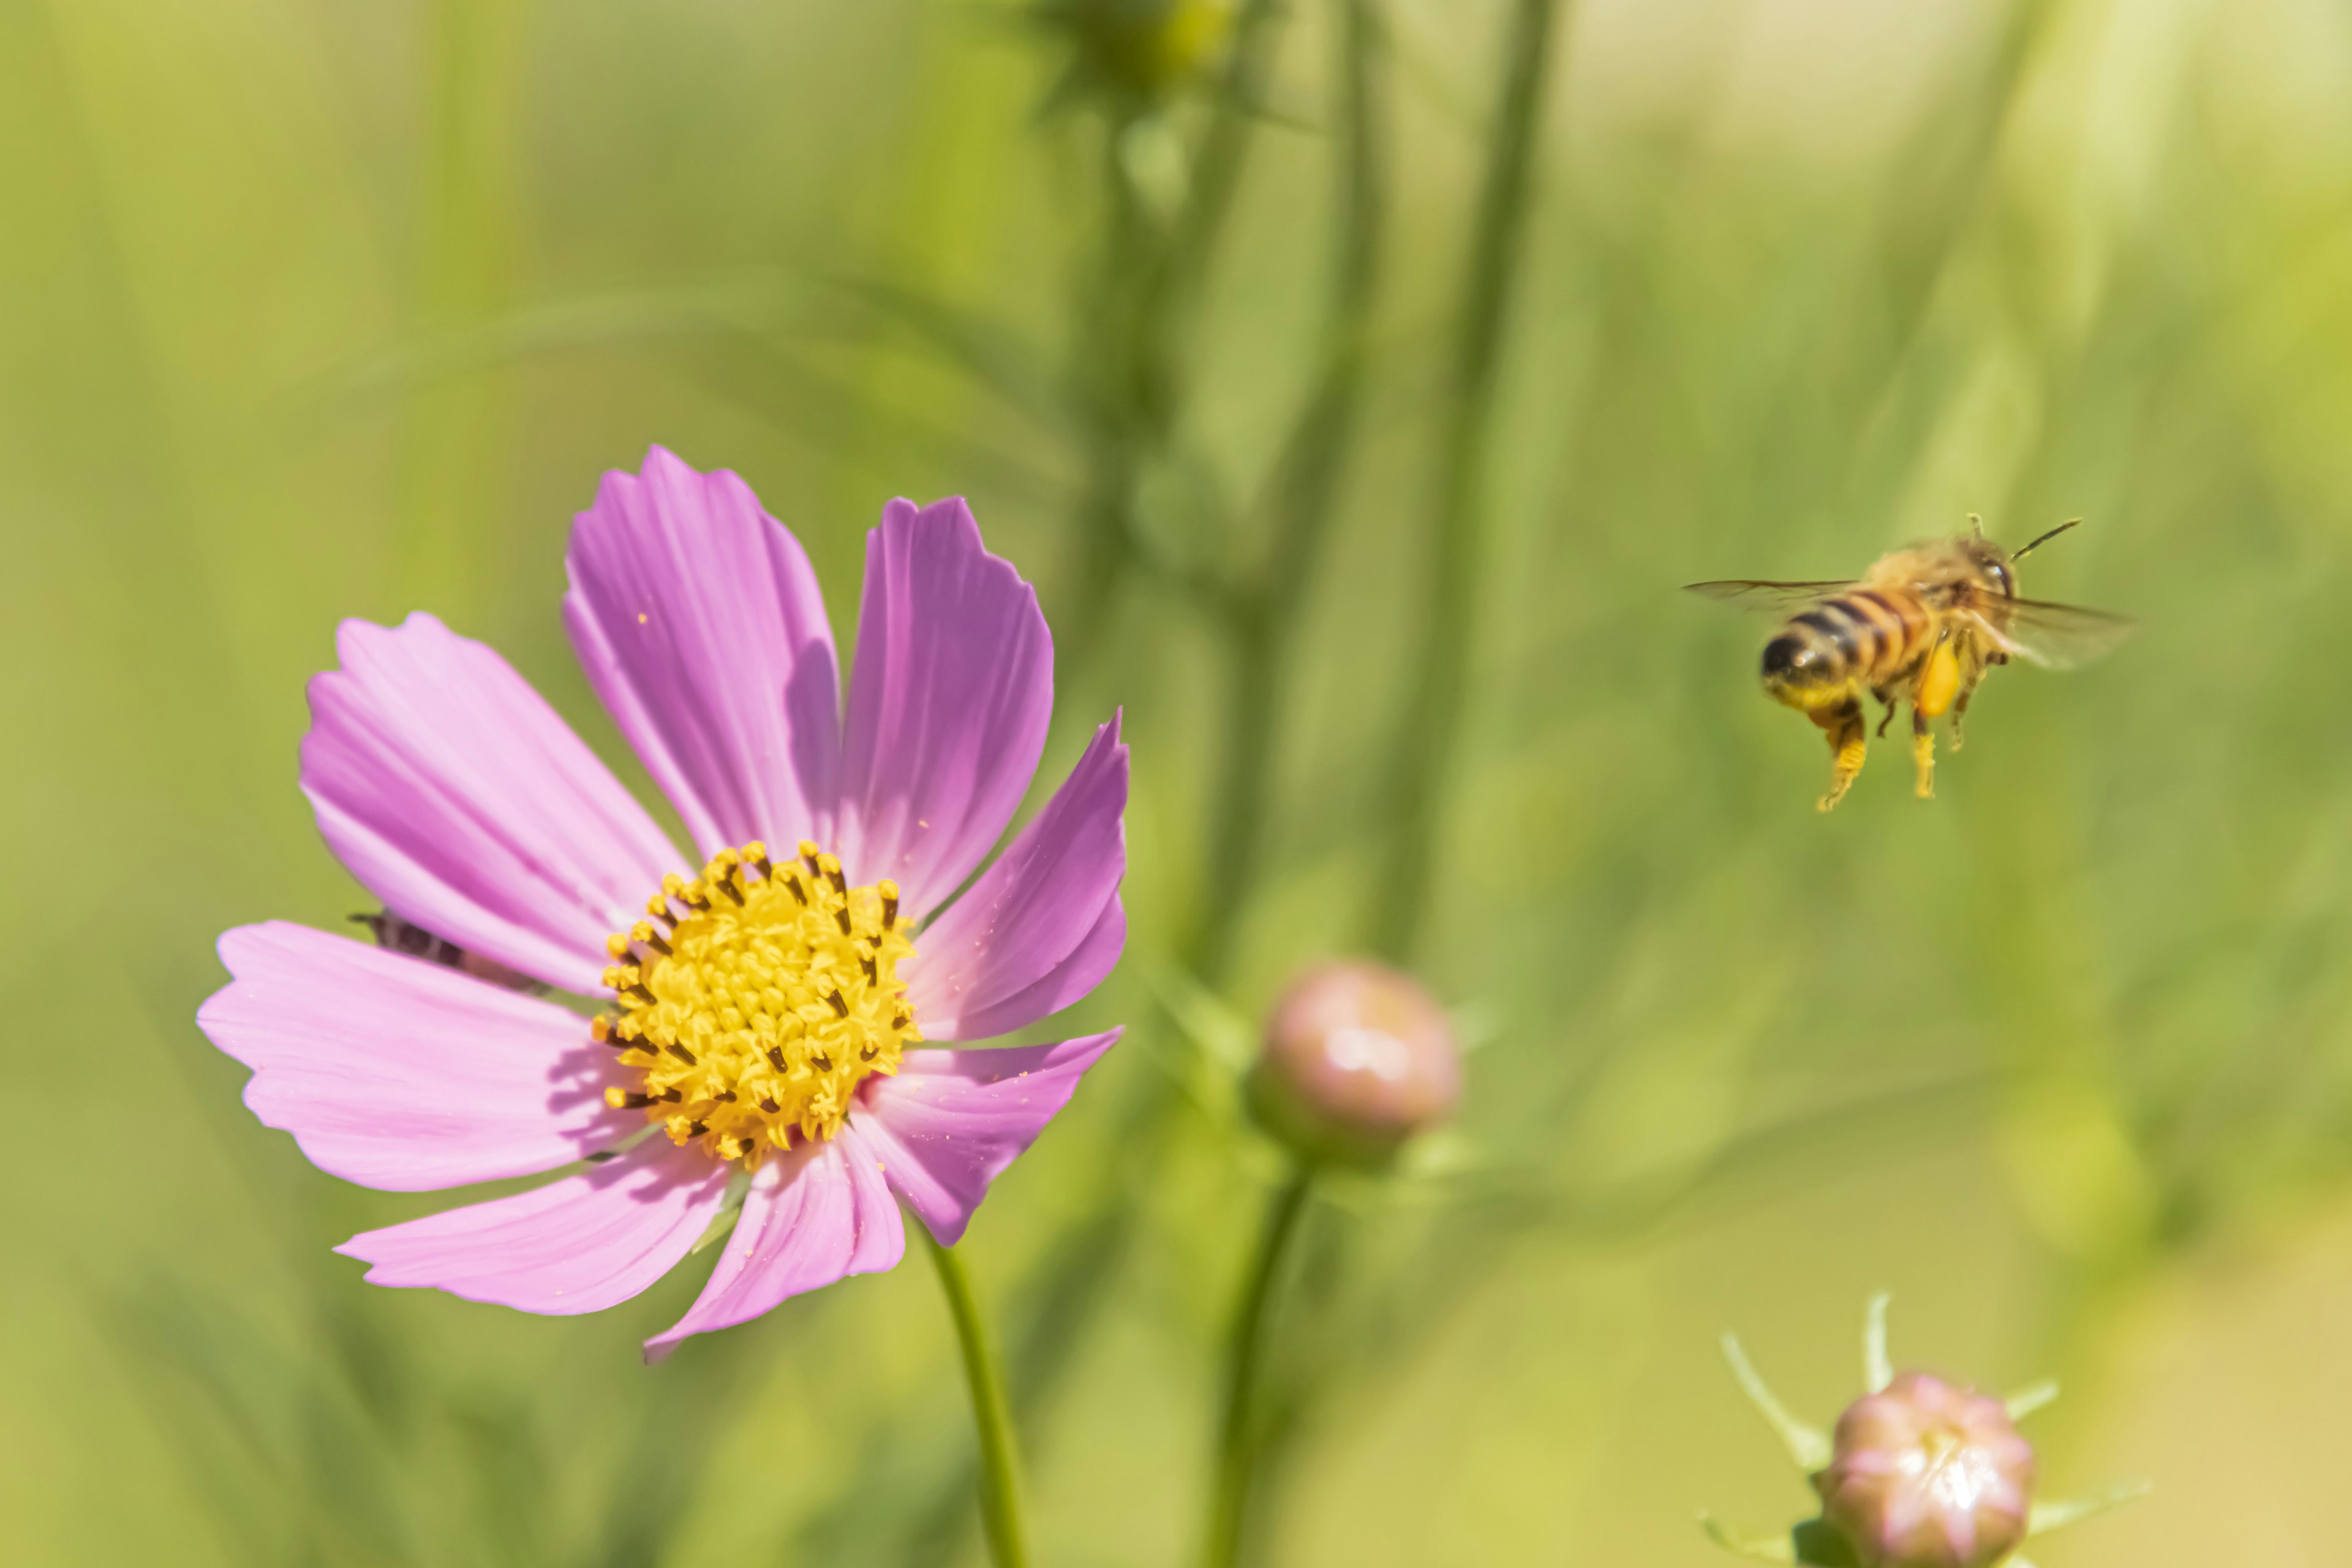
[1815,1372,2034,1568]
[1046,0,1236,102]
[1247,960,1460,1168]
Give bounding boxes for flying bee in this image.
[1687,518,2132,811]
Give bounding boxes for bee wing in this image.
[1683,579,1855,614]
[1972,598,2136,669]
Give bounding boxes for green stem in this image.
[399,0,531,625]
[1058,105,1153,665]
[1061,2,1286,664]
[1153,0,1285,330]
[1374,0,1564,962]
[1203,1166,1314,1568]
[1185,0,1392,982]
[927,1232,1030,1568]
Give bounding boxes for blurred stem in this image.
[1153,0,1283,320]
[1373,0,1564,962]
[1061,0,1284,665]
[1204,1164,1314,1568]
[1063,117,1155,666]
[936,15,1359,1555]
[399,0,530,624]
[926,1232,1030,1568]
[1187,0,1391,981]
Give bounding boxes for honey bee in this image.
[1687,518,2132,811]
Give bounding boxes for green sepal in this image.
[1791,1520,1861,1566]
[1721,1333,1833,1471]
[1700,1515,1793,1562]
[1863,1293,1893,1393]
[2004,1379,2060,1420]
[1698,1517,1860,1567]
[2027,1478,2151,1537]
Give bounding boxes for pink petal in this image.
[565,447,842,859]
[199,922,636,1191]
[337,1136,728,1315]
[855,1031,1120,1246]
[906,714,1126,1040]
[834,497,1052,921]
[301,612,685,992]
[644,1124,903,1360]
[1877,1488,1926,1554]
[1939,1506,1978,1564]
[937,899,1125,1045]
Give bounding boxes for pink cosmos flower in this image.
[198,447,1127,1359]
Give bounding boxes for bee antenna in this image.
[2013,518,2082,559]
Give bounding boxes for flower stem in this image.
[1203,1164,1314,1568]
[1060,0,1286,667]
[1188,0,1392,984]
[401,0,530,626]
[926,1231,1030,1568]
[1375,0,1564,962]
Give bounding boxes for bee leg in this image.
[1950,686,1974,751]
[1813,697,1868,812]
[1874,690,1899,739]
[1911,707,1936,799]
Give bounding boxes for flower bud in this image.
[1814,1371,2035,1568]
[1042,0,1235,102]
[1247,960,1460,1168]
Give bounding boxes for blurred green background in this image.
[9,0,2352,1562]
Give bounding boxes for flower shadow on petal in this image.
[548,1044,642,1140]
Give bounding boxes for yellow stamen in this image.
[598,842,921,1168]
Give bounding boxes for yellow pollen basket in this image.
[598,839,919,1167]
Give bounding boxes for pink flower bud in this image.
[1815,1371,2035,1568]
[1248,960,1461,1167]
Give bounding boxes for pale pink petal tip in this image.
[336,1138,729,1316]
[835,496,1054,921]
[565,446,842,859]
[644,1125,903,1361]
[198,921,635,1191]
[907,711,1128,1041]
[856,1030,1121,1246]
[1940,1509,1978,1565]
[300,611,684,992]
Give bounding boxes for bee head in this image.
[1956,533,2019,600]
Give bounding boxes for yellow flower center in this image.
[598,840,919,1167]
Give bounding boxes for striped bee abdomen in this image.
[1760,589,1931,696]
